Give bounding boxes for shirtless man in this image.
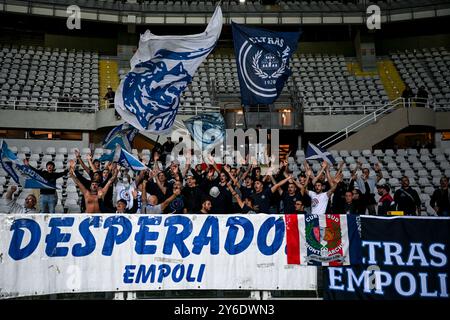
[69,159,118,213]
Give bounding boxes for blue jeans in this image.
[40,194,57,213]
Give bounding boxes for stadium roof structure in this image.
[1,0,450,25]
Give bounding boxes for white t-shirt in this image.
[308,190,329,215]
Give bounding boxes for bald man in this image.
[5,185,37,214]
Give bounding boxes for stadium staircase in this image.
[346,61,378,77]
[99,58,120,109]
[377,59,406,101]
[319,99,438,150]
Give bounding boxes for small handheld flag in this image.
[102,123,138,152]
[113,145,147,172]
[305,142,336,165]
[0,140,57,189]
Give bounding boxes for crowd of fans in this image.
[4,146,450,217]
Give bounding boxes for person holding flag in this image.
[304,161,341,215]
[1,140,58,213]
[23,158,69,213]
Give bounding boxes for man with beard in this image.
[377,183,395,216]
[305,161,340,215]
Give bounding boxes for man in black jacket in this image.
[394,176,421,216]
[430,176,450,216]
[24,159,68,213]
[183,173,205,214]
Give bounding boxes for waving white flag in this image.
[115,6,222,133]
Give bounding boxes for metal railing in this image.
[304,103,388,116]
[317,97,407,149]
[0,95,99,112]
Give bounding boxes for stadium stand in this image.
[0,45,99,112]
[391,47,450,111]
[17,0,449,13]
[1,145,449,214]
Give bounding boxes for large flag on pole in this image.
[0,140,56,189]
[183,113,225,150]
[102,123,138,152]
[232,22,300,105]
[115,6,223,133]
[305,142,336,165]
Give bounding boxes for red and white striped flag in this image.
[285,214,361,266]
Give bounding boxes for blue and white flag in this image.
[0,140,56,189]
[183,113,225,150]
[305,142,336,165]
[115,6,222,133]
[113,145,147,172]
[232,22,300,105]
[102,123,138,152]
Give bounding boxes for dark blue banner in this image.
[324,216,450,300]
[232,22,300,106]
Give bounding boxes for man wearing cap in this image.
[377,182,395,216]
[23,158,69,213]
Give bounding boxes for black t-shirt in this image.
[394,187,421,215]
[31,168,68,195]
[281,192,301,214]
[183,186,205,214]
[241,204,255,214]
[240,185,254,200]
[167,195,185,214]
[251,188,273,213]
[210,184,232,215]
[162,141,175,153]
[343,202,357,215]
[146,180,174,203]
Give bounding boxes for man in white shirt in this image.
[305,161,340,215]
[5,185,37,214]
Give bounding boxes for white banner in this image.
[0,214,316,298]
